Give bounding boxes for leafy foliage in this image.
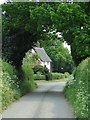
[34,74,45,80]
[40,33,74,73]
[33,65,46,74]
[51,72,65,80]
[0,59,20,111]
[1,54,37,111]
[54,3,90,65]
[64,57,89,119]
[25,51,40,68]
[21,52,37,94]
[33,65,51,80]
[2,2,90,67]
[2,2,90,66]
[2,3,40,67]
[34,72,69,80]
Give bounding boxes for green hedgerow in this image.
[64,57,89,119]
[34,74,45,80]
[0,52,37,111]
[0,59,21,111]
[20,52,37,95]
[51,72,66,79]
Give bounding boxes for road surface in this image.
[2,82,75,118]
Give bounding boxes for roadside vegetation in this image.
[21,52,37,95]
[0,52,37,112]
[64,58,89,119]
[34,72,69,81]
[0,59,20,111]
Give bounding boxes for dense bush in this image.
[0,59,21,111]
[34,72,70,80]
[21,52,37,95]
[33,65,45,74]
[33,65,49,74]
[51,72,66,80]
[34,74,45,80]
[34,73,52,81]
[64,58,89,119]
[1,53,37,111]
[64,72,70,78]
[33,65,52,80]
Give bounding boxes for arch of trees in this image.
[2,2,90,68]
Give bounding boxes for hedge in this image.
[1,56,37,111]
[0,59,21,111]
[64,57,89,119]
[34,74,45,80]
[20,53,37,95]
[51,72,69,80]
[34,72,70,80]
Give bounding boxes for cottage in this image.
[32,47,52,72]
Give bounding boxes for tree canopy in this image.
[2,2,90,67]
[39,33,73,73]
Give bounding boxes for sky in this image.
[0,0,6,4]
[56,32,71,53]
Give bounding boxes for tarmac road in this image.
[2,82,75,118]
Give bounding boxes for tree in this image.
[2,2,90,67]
[52,3,90,65]
[39,33,74,73]
[2,2,53,68]
[2,3,37,68]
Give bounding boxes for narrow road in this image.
[2,82,75,118]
